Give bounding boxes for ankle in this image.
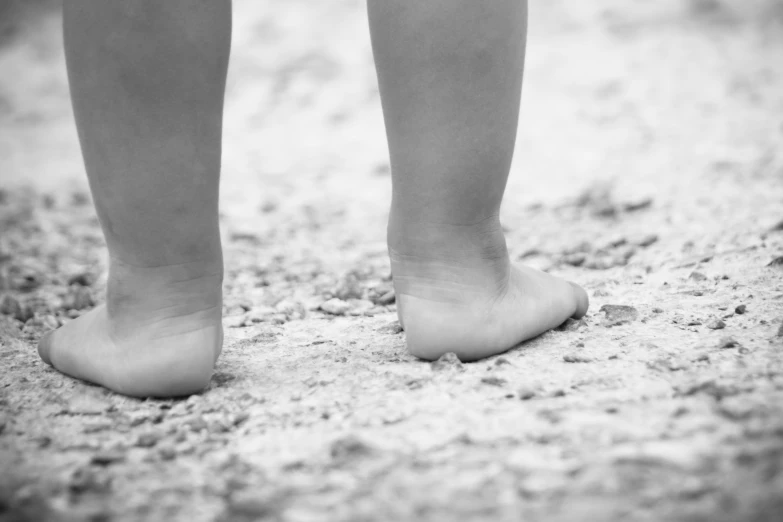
[106,257,223,322]
[387,214,511,301]
[387,213,509,262]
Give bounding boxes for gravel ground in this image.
[1,1,783,521]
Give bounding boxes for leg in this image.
[37,0,231,396]
[368,0,588,361]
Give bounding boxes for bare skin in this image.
[39,0,587,397]
[369,0,588,360]
[38,0,230,397]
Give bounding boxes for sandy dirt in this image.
[1,1,783,521]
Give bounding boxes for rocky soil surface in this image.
[1,1,782,521]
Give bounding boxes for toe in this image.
[37,330,55,365]
[569,282,589,319]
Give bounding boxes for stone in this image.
[158,444,177,461]
[517,386,537,400]
[734,304,747,315]
[430,352,464,372]
[677,378,739,399]
[376,289,396,305]
[226,491,284,520]
[555,318,586,332]
[334,271,364,300]
[347,299,374,315]
[636,234,659,247]
[232,412,250,427]
[68,395,110,415]
[0,294,32,322]
[563,353,593,363]
[67,272,96,287]
[767,256,783,267]
[135,432,161,448]
[599,304,639,326]
[212,372,236,387]
[320,298,350,316]
[377,321,403,335]
[706,319,725,330]
[718,336,740,349]
[186,416,208,432]
[68,466,111,494]
[330,434,375,462]
[562,253,587,267]
[63,286,94,310]
[91,449,126,466]
[9,266,42,292]
[480,376,507,387]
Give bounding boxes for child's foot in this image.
[390,218,589,361]
[38,261,223,398]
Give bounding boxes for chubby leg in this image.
[368,0,588,361]
[38,0,231,397]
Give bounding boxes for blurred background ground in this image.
[1,1,783,521]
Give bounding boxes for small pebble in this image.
[68,466,110,494]
[226,492,283,520]
[68,395,110,415]
[83,421,112,434]
[377,321,403,335]
[67,272,95,287]
[494,357,511,366]
[376,290,396,305]
[480,376,507,387]
[91,449,126,466]
[652,307,663,313]
[320,298,350,316]
[186,416,208,432]
[330,434,375,462]
[555,318,586,332]
[347,299,375,315]
[517,386,537,400]
[543,388,566,398]
[135,432,161,448]
[26,314,59,331]
[599,304,639,326]
[71,191,90,206]
[334,272,364,301]
[430,352,464,372]
[63,286,94,311]
[636,234,659,247]
[563,353,593,363]
[706,319,725,330]
[158,444,176,461]
[232,412,250,427]
[677,378,739,399]
[623,198,653,212]
[10,268,42,292]
[212,372,236,387]
[562,253,587,267]
[734,304,747,315]
[0,294,33,322]
[718,336,740,349]
[689,271,708,282]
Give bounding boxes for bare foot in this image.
[38,261,223,397]
[389,219,588,361]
